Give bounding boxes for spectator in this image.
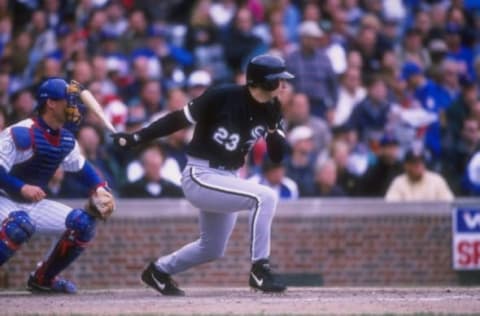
[396,27,430,69]
[85,8,108,55]
[332,67,367,127]
[385,146,454,201]
[286,21,338,118]
[248,157,298,201]
[120,145,183,198]
[74,124,119,191]
[445,23,475,78]
[186,0,228,81]
[9,88,35,124]
[266,20,296,59]
[311,158,346,197]
[104,0,128,37]
[359,133,403,196]
[443,117,480,194]
[71,60,93,86]
[121,9,149,54]
[347,74,392,147]
[284,93,331,157]
[222,7,263,74]
[137,79,164,116]
[402,61,450,160]
[445,75,478,144]
[330,140,360,196]
[284,125,317,197]
[186,69,211,99]
[27,10,57,72]
[91,55,117,96]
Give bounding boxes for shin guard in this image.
[33,209,96,284]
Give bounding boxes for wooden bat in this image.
[79,90,117,134]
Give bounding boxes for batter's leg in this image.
[183,166,278,262]
[155,210,237,274]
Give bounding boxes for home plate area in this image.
[1,287,479,315]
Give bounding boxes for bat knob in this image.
[118,138,127,146]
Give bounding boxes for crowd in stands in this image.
[2,0,480,200]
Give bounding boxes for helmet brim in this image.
[265,71,295,80]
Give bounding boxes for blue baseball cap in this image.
[36,78,68,107]
[401,62,423,80]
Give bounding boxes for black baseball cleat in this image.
[249,259,286,293]
[141,262,185,296]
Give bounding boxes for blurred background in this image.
[2,0,480,201]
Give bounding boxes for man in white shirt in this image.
[385,147,454,201]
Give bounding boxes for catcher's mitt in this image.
[85,186,115,220]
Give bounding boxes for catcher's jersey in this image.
[0,118,85,191]
[184,84,279,169]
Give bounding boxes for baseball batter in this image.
[0,78,115,294]
[112,54,294,295]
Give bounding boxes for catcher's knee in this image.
[65,209,96,243]
[0,210,36,265]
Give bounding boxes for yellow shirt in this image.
[385,171,454,202]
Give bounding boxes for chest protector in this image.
[10,125,75,189]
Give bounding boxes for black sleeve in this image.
[186,87,223,123]
[137,110,191,143]
[266,130,288,163]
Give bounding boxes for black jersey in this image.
[185,84,278,169]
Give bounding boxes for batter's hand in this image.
[110,132,140,149]
[21,184,46,202]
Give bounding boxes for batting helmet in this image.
[246,54,294,91]
[36,78,69,108]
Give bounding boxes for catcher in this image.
[0,78,115,294]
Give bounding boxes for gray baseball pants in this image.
[155,157,278,275]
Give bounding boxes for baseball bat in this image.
[79,90,117,134]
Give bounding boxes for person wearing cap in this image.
[0,78,115,294]
[385,146,454,201]
[285,20,338,118]
[284,125,317,197]
[402,61,451,161]
[111,54,294,294]
[445,23,475,79]
[359,133,403,196]
[186,70,212,99]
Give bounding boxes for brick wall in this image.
[0,199,470,289]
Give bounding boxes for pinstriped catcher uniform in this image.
[0,78,114,294]
[112,54,294,294]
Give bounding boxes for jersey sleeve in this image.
[0,130,18,171]
[61,141,86,172]
[184,87,223,124]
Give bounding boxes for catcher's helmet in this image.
[36,78,69,108]
[246,54,294,91]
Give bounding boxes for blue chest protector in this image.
[10,125,75,190]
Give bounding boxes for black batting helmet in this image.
[246,54,294,91]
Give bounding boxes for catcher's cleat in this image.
[141,262,185,296]
[249,259,286,293]
[27,273,77,294]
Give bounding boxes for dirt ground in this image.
[1,287,480,315]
